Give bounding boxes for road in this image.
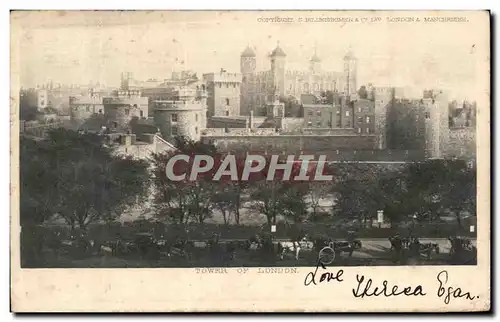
[40,237,477,268]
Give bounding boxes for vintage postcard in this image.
[10,10,490,312]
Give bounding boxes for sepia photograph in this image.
[10,10,490,312]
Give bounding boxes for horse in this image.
[394,236,438,262]
[134,233,162,260]
[448,236,476,264]
[224,241,238,261]
[389,235,412,251]
[277,235,312,261]
[416,242,440,259]
[246,234,261,250]
[449,236,474,254]
[388,234,413,263]
[166,237,194,260]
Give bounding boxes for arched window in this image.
[226,98,230,105]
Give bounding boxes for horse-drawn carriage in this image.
[388,234,440,262]
[448,236,476,264]
[313,233,363,264]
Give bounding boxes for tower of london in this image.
[240,42,358,116]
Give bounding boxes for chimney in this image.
[249,110,254,128]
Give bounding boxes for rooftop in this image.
[310,54,321,63]
[344,49,356,60]
[310,47,321,62]
[241,46,256,57]
[270,42,287,57]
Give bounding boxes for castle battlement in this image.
[69,95,102,105]
[114,89,142,97]
[174,87,198,97]
[154,100,204,111]
[282,70,341,80]
[257,71,271,77]
[103,96,148,106]
[203,72,242,83]
[285,70,309,77]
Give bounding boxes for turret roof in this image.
[344,49,356,60]
[311,45,321,62]
[241,46,256,57]
[270,42,286,57]
[310,54,321,62]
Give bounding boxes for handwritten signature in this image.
[352,275,426,298]
[303,259,479,304]
[436,270,478,304]
[304,259,344,286]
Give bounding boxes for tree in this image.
[280,182,309,224]
[45,129,150,231]
[358,86,368,99]
[331,163,409,228]
[150,140,218,225]
[20,129,149,265]
[305,182,331,219]
[320,90,335,104]
[247,157,309,225]
[151,151,195,225]
[405,159,476,228]
[375,166,411,227]
[211,156,250,225]
[212,184,235,225]
[20,137,59,227]
[174,136,218,155]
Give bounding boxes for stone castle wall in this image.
[202,134,378,155]
[447,127,476,159]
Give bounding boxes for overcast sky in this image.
[13,11,489,101]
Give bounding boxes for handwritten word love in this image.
[304,259,344,286]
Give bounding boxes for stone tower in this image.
[270,41,286,98]
[240,46,256,74]
[203,71,242,117]
[240,46,257,116]
[423,89,450,159]
[343,49,358,97]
